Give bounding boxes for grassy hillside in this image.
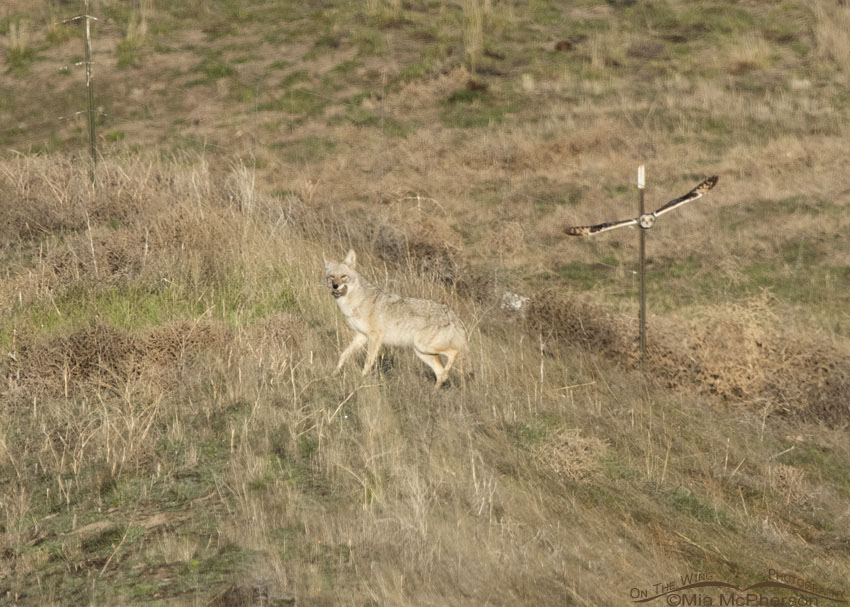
[2,1,850,605]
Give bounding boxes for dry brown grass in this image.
[806,0,850,72]
[3,0,850,603]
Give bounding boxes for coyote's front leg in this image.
[362,332,384,376]
[336,333,367,373]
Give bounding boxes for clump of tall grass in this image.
[4,18,34,70]
[462,0,484,73]
[808,0,850,71]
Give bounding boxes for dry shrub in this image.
[280,190,466,285]
[524,289,633,356]
[213,583,293,607]
[795,342,850,423]
[0,155,85,240]
[682,300,780,403]
[5,321,229,398]
[141,320,230,373]
[535,428,608,482]
[8,324,141,396]
[141,201,244,287]
[371,208,464,284]
[0,154,157,242]
[524,291,850,423]
[246,312,305,351]
[484,220,526,265]
[24,209,237,295]
[453,264,496,303]
[0,192,88,241]
[672,298,850,422]
[390,66,471,113]
[627,39,665,60]
[44,227,149,285]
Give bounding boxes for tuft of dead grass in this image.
[535,427,608,482]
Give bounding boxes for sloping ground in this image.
[1,155,850,606]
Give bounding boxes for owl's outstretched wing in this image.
[651,176,719,218]
[564,217,639,236]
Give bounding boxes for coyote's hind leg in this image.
[414,348,446,387]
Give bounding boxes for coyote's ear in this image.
[343,249,356,268]
[322,251,330,266]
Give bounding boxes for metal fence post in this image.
[83,0,97,179]
[637,165,646,359]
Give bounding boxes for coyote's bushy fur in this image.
[324,250,467,388]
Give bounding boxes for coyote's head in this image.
[323,249,358,299]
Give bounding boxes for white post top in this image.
[637,165,645,190]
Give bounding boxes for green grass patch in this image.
[506,421,549,449]
[116,38,144,69]
[333,59,360,75]
[273,135,336,163]
[187,56,237,86]
[259,88,326,116]
[777,440,850,489]
[340,106,411,137]
[439,87,520,129]
[353,28,386,56]
[398,61,428,82]
[720,195,829,232]
[536,249,850,317]
[679,4,756,35]
[5,45,37,74]
[53,285,203,332]
[555,262,617,290]
[601,454,641,481]
[573,483,624,511]
[46,23,78,46]
[4,274,297,342]
[664,486,729,525]
[280,69,311,87]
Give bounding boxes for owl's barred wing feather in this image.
[564,217,638,236]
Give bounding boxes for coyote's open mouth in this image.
[332,285,348,298]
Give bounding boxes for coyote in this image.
[324,250,467,388]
